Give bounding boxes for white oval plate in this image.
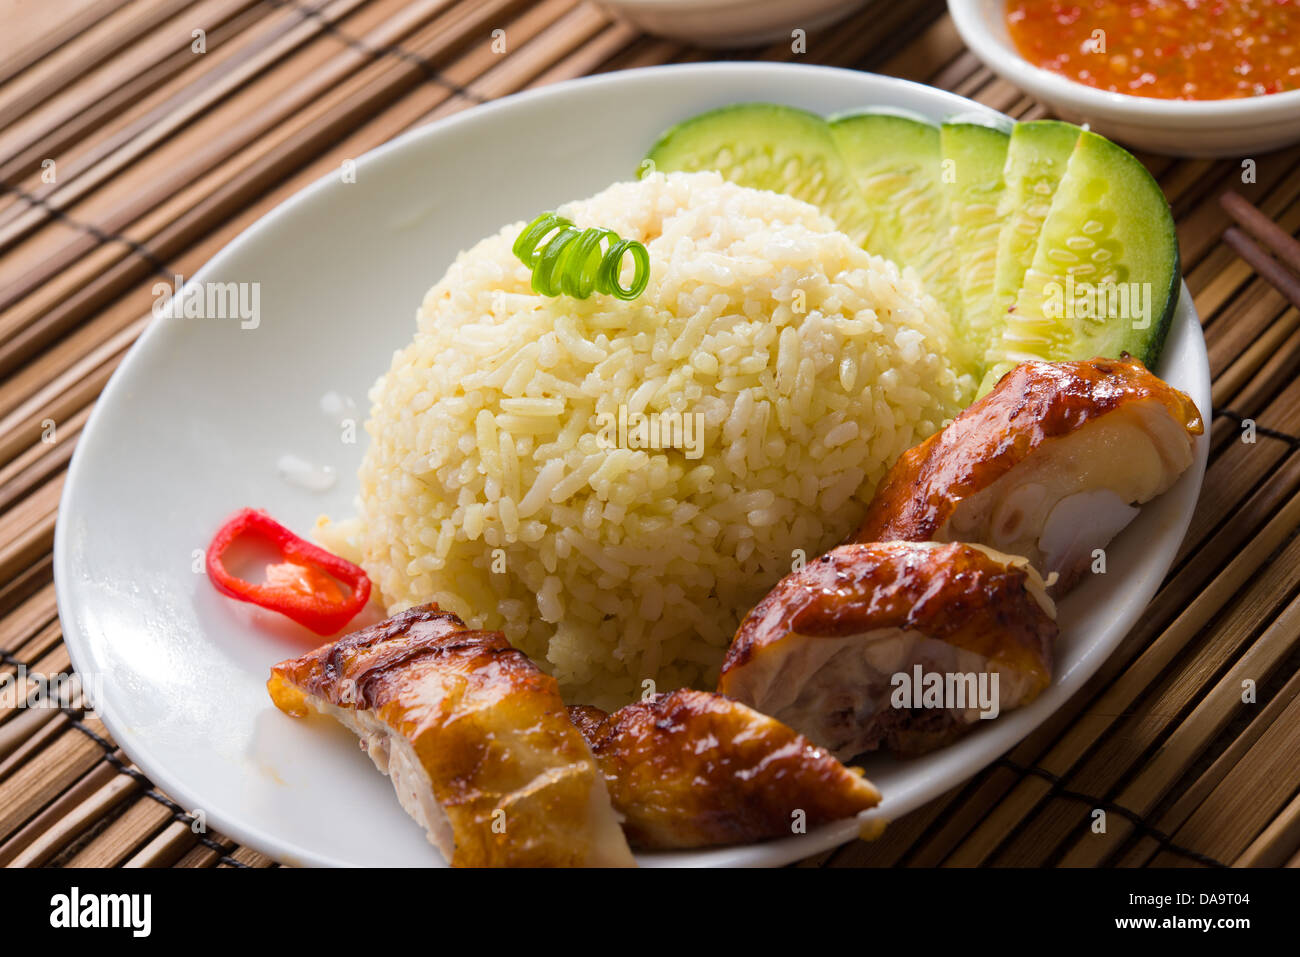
[55,62,1209,868]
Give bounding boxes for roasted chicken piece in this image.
[718,541,1057,759]
[570,689,880,849]
[854,356,1202,592]
[268,603,635,867]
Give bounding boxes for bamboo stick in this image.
[1194,256,1260,321]
[1236,787,1300,867]
[0,636,71,728]
[1050,571,1300,865]
[875,8,964,82]
[122,819,198,868]
[1151,687,1300,865]
[0,0,439,264]
[0,0,551,380]
[1206,280,1297,378]
[0,0,262,169]
[0,580,58,654]
[0,757,122,866]
[0,0,351,208]
[1180,376,1300,556]
[596,36,682,74]
[1117,665,1300,866]
[931,50,984,93]
[1191,166,1300,308]
[0,476,61,588]
[941,486,1300,865]
[0,0,123,90]
[0,0,569,408]
[174,838,236,867]
[0,0,592,434]
[1223,190,1300,275]
[420,2,611,122]
[1222,228,1300,321]
[1161,159,1224,221]
[829,782,979,868]
[65,793,173,867]
[0,714,110,843]
[1211,310,1300,412]
[0,0,202,131]
[0,555,52,623]
[10,644,73,689]
[0,0,455,272]
[221,845,277,867]
[1179,152,1300,279]
[522,22,640,91]
[0,404,87,518]
[951,65,997,100]
[0,708,60,764]
[0,316,146,464]
[7,772,140,867]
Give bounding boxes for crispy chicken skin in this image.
[569,689,880,849]
[567,703,612,742]
[719,541,1058,759]
[854,357,1203,591]
[268,603,635,867]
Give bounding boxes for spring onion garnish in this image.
[512,212,650,301]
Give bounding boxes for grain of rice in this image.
[342,172,967,708]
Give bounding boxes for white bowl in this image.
[597,0,870,48]
[55,62,1209,867]
[948,0,1300,156]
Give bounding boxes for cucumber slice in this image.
[643,103,876,248]
[939,121,1010,373]
[828,111,963,329]
[979,129,1179,393]
[985,120,1081,371]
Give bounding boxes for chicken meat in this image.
[854,356,1202,592]
[268,603,635,867]
[718,541,1057,759]
[569,689,881,849]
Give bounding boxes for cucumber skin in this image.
[1014,130,1179,371]
[1086,133,1180,371]
[645,103,831,168]
[644,105,1178,391]
[940,122,1010,375]
[826,111,962,324]
[978,121,1081,393]
[826,110,946,264]
[988,120,1081,322]
[643,103,875,248]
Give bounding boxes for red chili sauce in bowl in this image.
[1006,0,1300,100]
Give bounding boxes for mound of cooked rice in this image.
[328,171,968,708]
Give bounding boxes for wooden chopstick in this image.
[1221,191,1300,311]
[1223,227,1300,312]
[1222,190,1300,275]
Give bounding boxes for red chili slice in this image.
[206,508,371,636]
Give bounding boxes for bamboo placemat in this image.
[2,0,1298,869]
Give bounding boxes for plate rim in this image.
[54,60,1210,868]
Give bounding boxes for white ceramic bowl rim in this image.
[948,0,1300,123]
